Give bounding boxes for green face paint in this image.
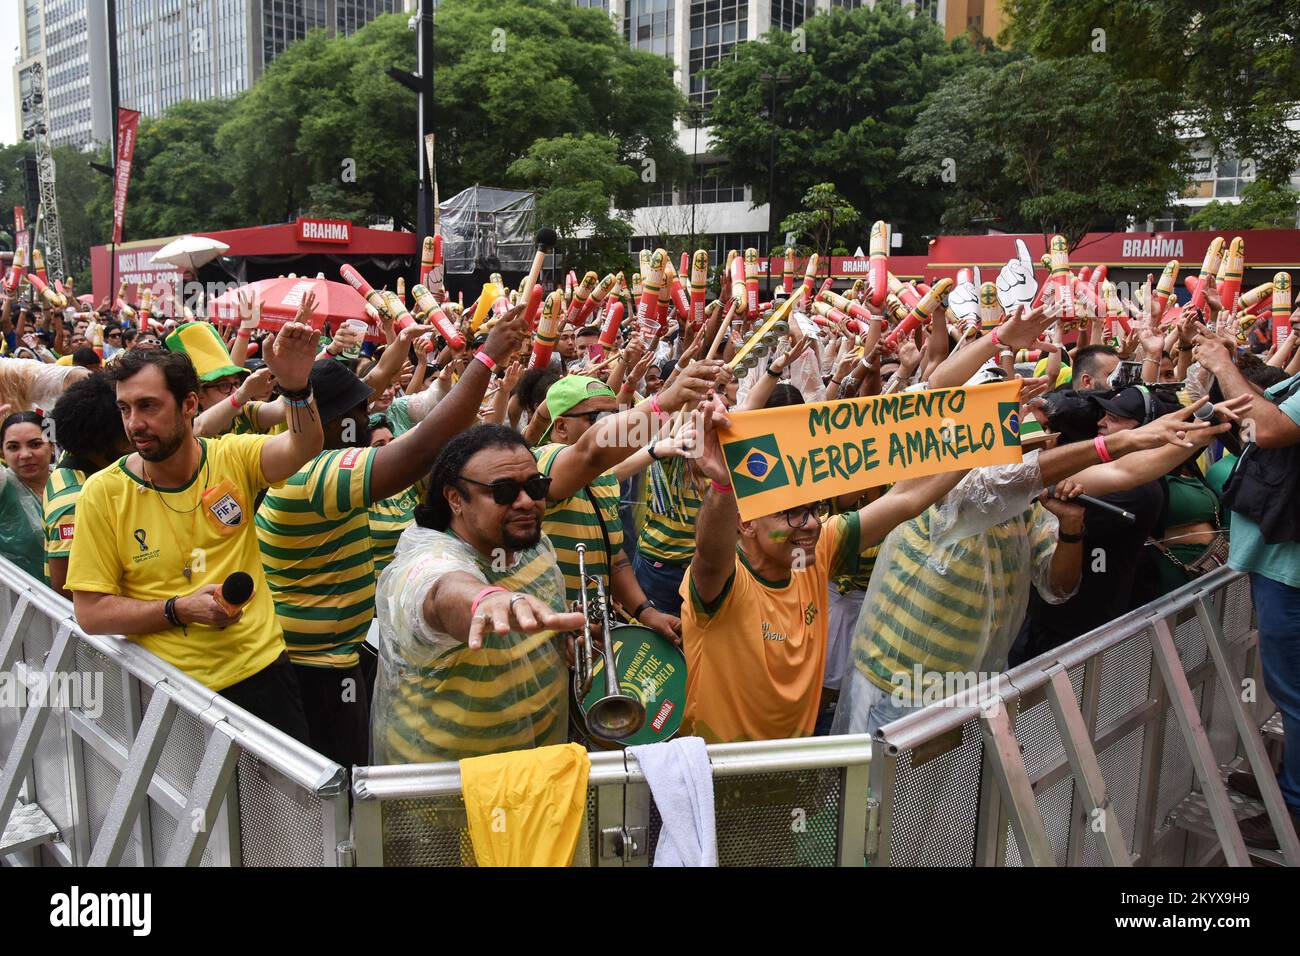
[767,529,791,543]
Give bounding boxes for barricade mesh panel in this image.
[1096,631,1152,732]
[0,672,20,761]
[148,798,213,867]
[382,796,476,866]
[884,718,984,866]
[1223,575,1252,638]
[1014,667,1082,781]
[33,710,72,837]
[1156,685,1203,826]
[73,639,128,747]
[1173,610,1207,672]
[1206,654,1242,768]
[707,769,841,866]
[152,704,207,794]
[23,613,53,666]
[82,744,141,866]
[1080,723,1145,864]
[236,752,326,866]
[1004,772,1074,866]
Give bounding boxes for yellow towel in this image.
[459,743,591,867]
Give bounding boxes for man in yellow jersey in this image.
[531,365,724,645]
[372,425,586,764]
[44,373,131,598]
[255,309,529,767]
[681,395,978,744]
[65,322,324,741]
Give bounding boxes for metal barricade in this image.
[0,559,349,867]
[4,554,1290,867]
[352,736,872,867]
[871,566,1297,867]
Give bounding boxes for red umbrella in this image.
[208,276,381,341]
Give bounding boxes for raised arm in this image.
[421,572,585,651]
[257,322,325,483]
[1195,336,1300,449]
[857,468,971,548]
[687,396,740,609]
[544,360,724,502]
[369,310,529,502]
[927,305,1054,389]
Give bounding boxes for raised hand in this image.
[264,321,318,391]
[995,303,1057,350]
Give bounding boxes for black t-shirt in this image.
[1024,480,1167,658]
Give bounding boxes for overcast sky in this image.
[0,6,19,145]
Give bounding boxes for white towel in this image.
[628,736,717,867]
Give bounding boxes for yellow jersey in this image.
[65,435,286,691]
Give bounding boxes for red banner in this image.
[112,109,141,244]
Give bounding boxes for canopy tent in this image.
[439,185,537,275]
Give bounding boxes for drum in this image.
[571,624,687,749]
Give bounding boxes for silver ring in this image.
[508,594,527,607]
[476,612,490,622]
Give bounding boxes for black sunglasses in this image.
[457,474,552,506]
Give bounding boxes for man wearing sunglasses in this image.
[533,364,725,645]
[253,309,531,769]
[682,395,978,744]
[372,425,587,764]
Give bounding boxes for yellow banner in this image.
[719,380,1024,521]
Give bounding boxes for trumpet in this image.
[572,543,646,741]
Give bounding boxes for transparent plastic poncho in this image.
[835,452,1078,724]
[0,358,84,412]
[371,525,570,765]
[0,466,45,581]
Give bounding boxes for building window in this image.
[1213,155,1255,199]
[912,0,941,22]
[830,0,865,7]
[575,0,609,7]
[1150,210,1188,232]
[708,232,769,261]
[689,0,748,108]
[625,0,674,57]
[688,164,746,204]
[773,0,809,34]
[643,178,675,207]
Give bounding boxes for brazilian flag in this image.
[723,433,791,497]
[998,402,1022,447]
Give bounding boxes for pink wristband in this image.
[474,350,497,372]
[1093,434,1113,463]
[710,479,733,494]
[649,394,668,421]
[470,586,508,617]
[229,394,243,411]
[989,328,1001,348]
[236,329,252,339]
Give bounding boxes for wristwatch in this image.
[1058,528,1085,543]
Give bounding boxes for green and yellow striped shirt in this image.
[369,483,422,576]
[255,446,378,669]
[637,456,702,565]
[534,442,624,604]
[42,466,85,581]
[853,504,1058,702]
[372,527,569,764]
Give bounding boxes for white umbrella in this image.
[151,234,231,274]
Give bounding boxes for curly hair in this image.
[51,372,127,464]
[414,424,534,532]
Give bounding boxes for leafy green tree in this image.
[1001,0,1300,182]
[1188,179,1300,231]
[508,133,638,275]
[0,141,109,280]
[901,56,1190,249]
[779,183,861,272]
[706,1,984,253]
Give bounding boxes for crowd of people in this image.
[1,244,1298,853]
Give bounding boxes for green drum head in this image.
[581,625,687,747]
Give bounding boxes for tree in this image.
[1188,179,1300,231]
[1001,0,1300,183]
[507,133,638,275]
[89,99,244,241]
[779,183,861,270]
[900,56,1191,249]
[706,2,984,253]
[0,141,110,281]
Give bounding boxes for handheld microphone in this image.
[1044,484,1135,523]
[216,571,255,616]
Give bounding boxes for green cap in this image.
[539,375,617,445]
